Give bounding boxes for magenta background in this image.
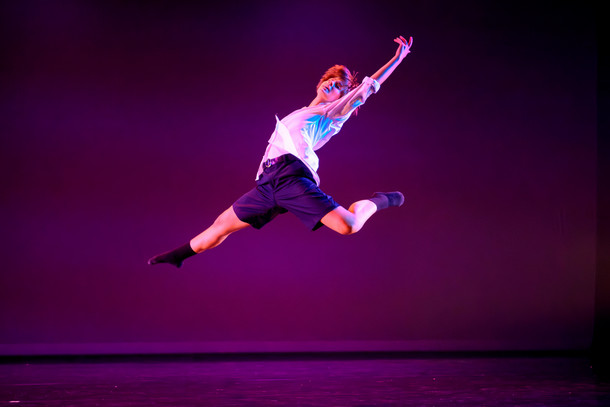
[0,1,597,354]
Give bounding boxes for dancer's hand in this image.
[394,36,413,60]
[371,35,414,85]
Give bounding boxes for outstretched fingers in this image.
[394,35,413,48]
[394,35,413,58]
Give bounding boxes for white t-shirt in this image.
[255,76,381,185]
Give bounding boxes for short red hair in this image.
[316,65,358,97]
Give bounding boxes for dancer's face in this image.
[316,77,344,103]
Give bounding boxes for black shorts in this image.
[232,155,339,230]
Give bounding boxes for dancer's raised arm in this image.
[371,36,413,86]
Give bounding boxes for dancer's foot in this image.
[148,243,196,268]
[370,191,405,210]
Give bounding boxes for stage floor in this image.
[1,355,609,406]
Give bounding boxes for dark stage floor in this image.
[1,354,609,406]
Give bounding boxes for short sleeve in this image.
[325,76,381,119]
[363,76,381,93]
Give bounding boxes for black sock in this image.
[148,243,196,268]
[369,191,405,210]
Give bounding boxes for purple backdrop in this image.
[0,1,597,355]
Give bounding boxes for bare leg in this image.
[321,192,404,235]
[148,206,250,267]
[190,206,250,253]
[321,200,377,235]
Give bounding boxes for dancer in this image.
[149,35,413,268]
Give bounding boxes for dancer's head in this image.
[315,65,358,103]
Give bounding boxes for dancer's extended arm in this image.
[371,36,413,86]
[325,36,413,117]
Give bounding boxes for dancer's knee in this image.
[337,222,358,236]
[211,212,233,235]
[212,211,229,228]
[322,207,360,235]
[212,206,249,235]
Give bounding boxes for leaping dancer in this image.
[149,36,414,268]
